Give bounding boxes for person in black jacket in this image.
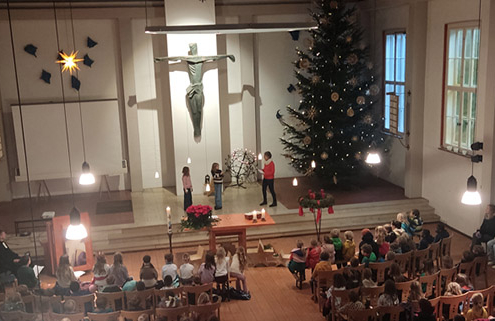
[0,230,20,275]
[471,204,495,249]
[418,229,435,250]
[434,222,450,243]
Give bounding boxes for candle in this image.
[166,206,172,233]
[261,208,266,220]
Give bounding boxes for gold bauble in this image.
[356,96,365,105]
[311,75,321,84]
[347,53,358,65]
[370,84,380,96]
[299,58,310,69]
[331,92,340,102]
[347,107,355,117]
[303,136,312,145]
[352,136,359,142]
[307,107,317,120]
[326,131,334,139]
[349,77,358,87]
[320,152,329,160]
[345,36,352,43]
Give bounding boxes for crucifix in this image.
[154,43,235,137]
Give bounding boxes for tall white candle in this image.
[261,208,266,220]
[166,206,172,233]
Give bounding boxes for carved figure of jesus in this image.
[154,43,235,137]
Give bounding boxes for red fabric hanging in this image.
[328,206,334,214]
[317,208,322,223]
[298,206,304,216]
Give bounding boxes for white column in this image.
[164,0,223,195]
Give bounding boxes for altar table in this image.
[209,213,276,252]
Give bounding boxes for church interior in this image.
[0,0,495,320]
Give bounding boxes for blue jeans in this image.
[214,184,222,208]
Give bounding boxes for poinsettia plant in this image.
[180,205,219,231]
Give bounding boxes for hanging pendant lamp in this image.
[66,207,88,240]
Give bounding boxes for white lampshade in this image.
[66,224,88,240]
[461,191,482,205]
[365,152,381,164]
[311,160,316,168]
[187,157,192,164]
[292,177,298,186]
[461,175,482,205]
[66,207,88,240]
[79,161,95,185]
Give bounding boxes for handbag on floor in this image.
[228,287,251,300]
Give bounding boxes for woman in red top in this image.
[260,151,277,207]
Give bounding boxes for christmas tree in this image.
[280,0,386,184]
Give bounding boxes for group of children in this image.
[181,151,278,212]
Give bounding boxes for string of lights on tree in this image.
[280,0,386,184]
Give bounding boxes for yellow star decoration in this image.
[56,51,83,74]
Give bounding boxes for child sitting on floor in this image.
[179,253,195,285]
[288,240,307,281]
[342,231,356,265]
[465,293,488,321]
[331,229,344,267]
[306,239,321,273]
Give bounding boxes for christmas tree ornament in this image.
[307,107,317,120]
[303,136,312,145]
[333,175,338,184]
[347,107,355,117]
[363,114,373,124]
[352,136,359,142]
[299,58,310,69]
[355,153,362,160]
[345,35,352,43]
[347,53,358,65]
[320,152,329,160]
[311,75,321,84]
[331,92,339,102]
[349,77,358,87]
[326,131,334,139]
[370,84,380,96]
[367,62,374,70]
[333,54,339,65]
[330,1,338,9]
[356,96,365,105]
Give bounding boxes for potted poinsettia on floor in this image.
[181,205,219,231]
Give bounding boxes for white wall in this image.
[0,14,124,199]
[421,0,494,234]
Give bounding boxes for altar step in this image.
[89,197,439,253]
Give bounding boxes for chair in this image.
[154,287,186,308]
[49,312,85,321]
[347,308,378,321]
[471,255,489,289]
[48,295,64,313]
[411,247,430,277]
[0,311,37,321]
[331,289,351,321]
[440,235,453,259]
[125,289,154,310]
[457,261,474,277]
[156,306,190,321]
[394,252,412,276]
[429,296,440,317]
[369,261,393,284]
[429,241,441,268]
[87,311,121,321]
[20,295,35,313]
[395,280,415,303]
[247,239,275,267]
[70,293,95,314]
[361,285,384,308]
[189,245,206,262]
[346,264,364,278]
[183,283,213,305]
[189,301,221,321]
[120,309,154,321]
[419,271,439,298]
[376,306,404,321]
[96,291,125,311]
[439,293,468,320]
[438,267,457,296]
[316,270,341,311]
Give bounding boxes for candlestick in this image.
[166,206,172,234]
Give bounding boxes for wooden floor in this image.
[39,223,494,321]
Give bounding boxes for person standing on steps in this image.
[259,151,277,207]
[211,163,224,210]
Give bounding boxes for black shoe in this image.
[214,206,222,210]
[259,202,267,206]
[269,203,277,207]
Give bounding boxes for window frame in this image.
[440,21,480,154]
[382,29,407,137]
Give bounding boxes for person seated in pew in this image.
[101,275,122,293]
[418,229,434,250]
[94,296,114,314]
[16,255,38,289]
[465,293,488,321]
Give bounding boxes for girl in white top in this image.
[230,246,248,293]
[179,253,195,285]
[214,247,229,283]
[92,254,110,291]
